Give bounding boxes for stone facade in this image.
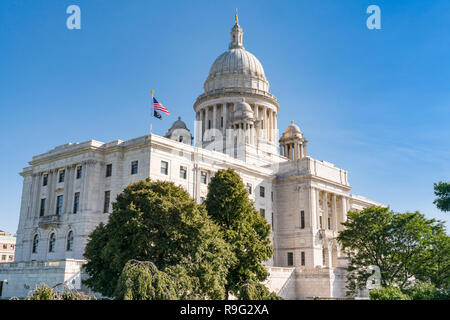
[0,16,382,299]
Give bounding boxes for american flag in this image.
[153,97,170,115]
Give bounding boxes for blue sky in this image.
[0,0,449,234]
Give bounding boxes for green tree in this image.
[204,169,274,299]
[407,283,449,300]
[83,179,232,299]
[238,279,283,300]
[413,231,450,290]
[369,286,410,300]
[433,181,450,212]
[116,260,179,300]
[26,284,96,300]
[338,207,446,295]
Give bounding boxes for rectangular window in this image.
[8,255,13,261]
[160,161,168,175]
[246,183,252,194]
[59,170,65,183]
[104,191,111,213]
[319,216,323,229]
[73,192,80,214]
[260,186,265,198]
[131,161,138,175]
[260,208,265,218]
[300,210,305,229]
[301,252,305,266]
[106,164,112,177]
[287,252,294,266]
[76,166,82,179]
[271,191,273,202]
[56,195,63,215]
[43,174,48,186]
[221,117,223,128]
[40,198,46,217]
[328,216,332,230]
[201,171,208,184]
[180,166,187,179]
[1,255,5,261]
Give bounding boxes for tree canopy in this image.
[434,181,450,212]
[337,206,450,297]
[204,169,274,298]
[83,179,232,299]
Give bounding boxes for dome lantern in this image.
[230,10,244,49]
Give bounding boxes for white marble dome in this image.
[203,21,269,94]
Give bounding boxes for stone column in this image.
[30,173,39,218]
[200,110,204,145]
[268,110,272,142]
[222,104,227,133]
[309,187,316,229]
[196,112,201,146]
[263,106,267,140]
[316,188,321,229]
[254,105,259,138]
[62,166,72,214]
[47,170,56,215]
[323,191,329,230]
[205,106,210,132]
[332,194,337,231]
[212,104,217,131]
[341,196,348,230]
[294,143,298,160]
[274,112,278,142]
[272,111,276,142]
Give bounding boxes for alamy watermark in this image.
[66,5,81,30]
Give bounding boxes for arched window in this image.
[66,231,73,252]
[49,233,56,252]
[32,234,39,253]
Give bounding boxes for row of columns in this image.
[280,142,307,160]
[196,103,278,144]
[309,187,349,232]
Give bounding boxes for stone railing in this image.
[38,215,62,229]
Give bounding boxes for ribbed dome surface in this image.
[208,48,266,80]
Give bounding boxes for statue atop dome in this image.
[230,11,244,49]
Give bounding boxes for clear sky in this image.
[0,0,449,234]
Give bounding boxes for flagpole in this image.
[149,89,154,180]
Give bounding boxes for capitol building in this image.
[0,16,382,299]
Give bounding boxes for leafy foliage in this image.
[116,260,179,300]
[204,169,275,299]
[238,279,283,300]
[433,181,450,212]
[26,284,54,300]
[337,206,449,296]
[407,283,450,300]
[369,286,410,300]
[25,284,96,300]
[83,179,232,299]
